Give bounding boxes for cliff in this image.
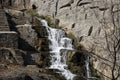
[29,0,120,80]
[0,3,64,80]
[0,0,120,80]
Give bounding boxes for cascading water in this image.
[40,19,76,80]
[85,56,91,80]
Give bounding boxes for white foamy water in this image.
[41,20,76,80]
[85,56,91,80]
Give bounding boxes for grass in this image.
[67,32,78,48]
[26,9,39,17]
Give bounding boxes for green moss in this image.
[26,9,39,17]
[67,32,78,48]
[67,61,86,80]
[39,15,54,27]
[68,62,85,73]
[44,69,66,80]
[90,63,101,80]
[39,15,63,29]
[73,76,86,80]
[55,25,63,29]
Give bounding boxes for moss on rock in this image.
[67,32,78,48]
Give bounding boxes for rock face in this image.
[29,0,114,38]
[0,31,18,48]
[1,0,120,80]
[30,0,120,80]
[0,6,64,80]
[2,0,30,9]
[0,9,9,31]
[16,24,38,50]
[0,65,60,80]
[0,48,24,65]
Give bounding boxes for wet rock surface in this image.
[0,0,120,80]
[30,0,120,80]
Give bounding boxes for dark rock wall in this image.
[0,9,10,31]
[0,48,24,65]
[0,31,18,48]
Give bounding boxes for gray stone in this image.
[2,0,31,9]
[16,24,38,51]
[29,0,120,80]
[0,48,24,65]
[1,0,120,79]
[0,9,9,31]
[0,31,18,48]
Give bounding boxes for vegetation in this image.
[39,15,54,27]
[67,32,78,48]
[90,63,101,80]
[39,15,63,29]
[26,10,88,80]
[66,51,87,80]
[26,9,39,17]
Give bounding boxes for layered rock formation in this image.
[29,0,120,80]
[0,6,65,80]
[0,0,120,80]
[1,0,30,9]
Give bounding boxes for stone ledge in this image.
[0,28,10,31]
[0,31,17,33]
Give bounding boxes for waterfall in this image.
[40,20,75,80]
[85,56,91,80]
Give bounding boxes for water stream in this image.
[40,20,76,80]
[85,56,91,80]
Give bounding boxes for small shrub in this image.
[26,9,39,17]
[67,32,78,48]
